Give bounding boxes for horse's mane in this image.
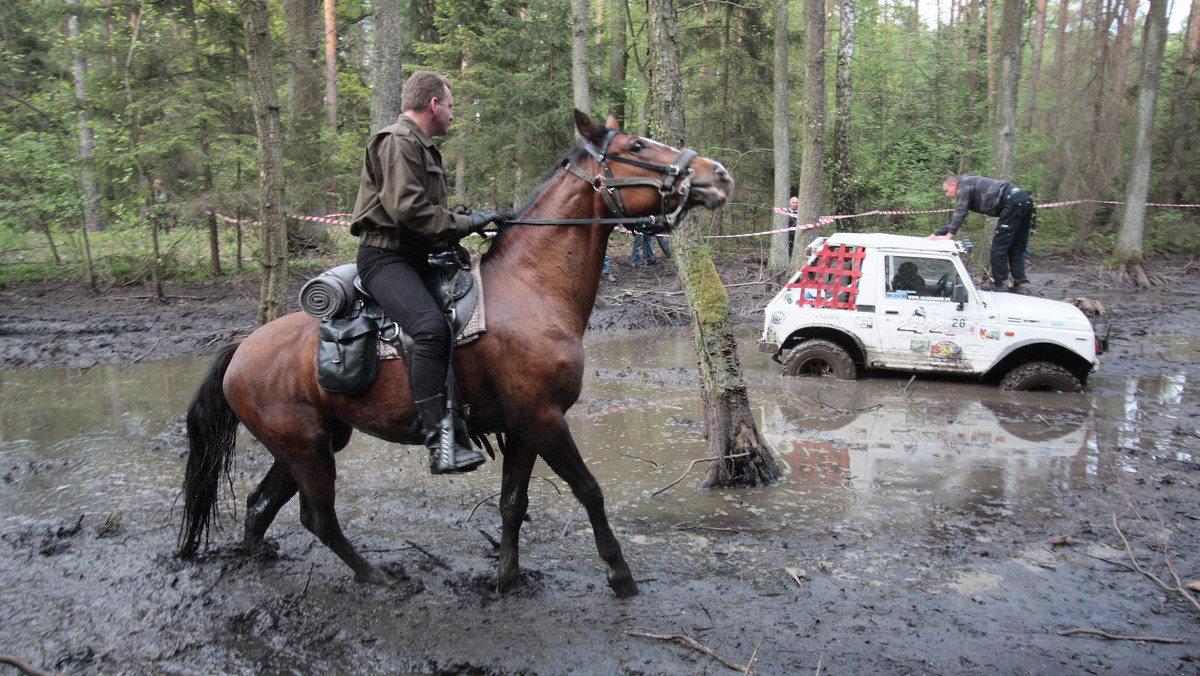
[485,143,593,253]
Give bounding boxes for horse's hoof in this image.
[610,577,639,599]
[354,565,393,586]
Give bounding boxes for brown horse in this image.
[179,110,733,598]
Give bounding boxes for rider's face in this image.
[942,181,958,198]
[430,87,454,136]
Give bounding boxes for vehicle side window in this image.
[884,256,959,300]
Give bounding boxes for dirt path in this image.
[1,252,1198,674]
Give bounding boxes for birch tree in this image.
[831,0,857,227]
[66,0,102,234]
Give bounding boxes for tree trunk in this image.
[571,0,592,117]
[369,0,404,133]
[985,0,994,108]
[242,0,290,324]
[831,0,856,229]
[66,0,102,234]
[992,0,1022,181]
[1114,0,1168,281]
[1070,0,1116,256]
[609,0,627,126]
[646,0,781,489]
[959,0,981,173]
[1163,0,1200,202]
[324,0,338,148]
[768,0,791,273]
[1111,0,1135,97]
[282,0,324,215]
[792,0,826,267]
[646,0,683,137]
[1021,0,1048,129]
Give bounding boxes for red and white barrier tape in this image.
[206,197,1200,241]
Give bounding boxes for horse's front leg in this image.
[525,417,638,598]
[497,438,537,594]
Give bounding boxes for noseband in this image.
[506,129,699,233]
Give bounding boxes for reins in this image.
[502,129,699,233]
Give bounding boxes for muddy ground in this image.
[1,250,1199,674]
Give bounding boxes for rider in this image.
[349,70,505,474]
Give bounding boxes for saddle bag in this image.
[316,310,379,395]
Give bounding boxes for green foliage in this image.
[3,0,1196,290]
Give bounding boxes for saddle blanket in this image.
[378,260,487,361]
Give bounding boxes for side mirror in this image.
[953,283,968,310]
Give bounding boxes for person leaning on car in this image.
[928,173,1036,294]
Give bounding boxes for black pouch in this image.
[316,311,379,395]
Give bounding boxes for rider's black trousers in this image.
[356,245,451,403]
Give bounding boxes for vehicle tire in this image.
[998,361,1083,392]
[781,339,858,379]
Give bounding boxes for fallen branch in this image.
[625,628,747,672]
[621,452,660,467]
[1057,628,1184,644]
[0,654,60,676]
[651,452,751,497]
[466,491,501,521]
[743,634,766,675]
[404,540,451,569]
[131,338,161,364]
[1113,512,1200,614]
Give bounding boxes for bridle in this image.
[504,129,699,233]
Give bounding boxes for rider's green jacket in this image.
[349,115,470,255]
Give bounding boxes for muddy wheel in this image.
[781,339,858,379]
[999,361,1083,392]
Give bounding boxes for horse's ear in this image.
[605,113,619,130]
[574,109,606,145]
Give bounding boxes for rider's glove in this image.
[466,210,507,233]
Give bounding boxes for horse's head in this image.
[573,110,733,229]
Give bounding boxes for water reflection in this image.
[0,329,1195,546]
[0,361,207,520]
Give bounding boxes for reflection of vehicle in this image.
[758,233,1104,391]
[760,390,1090,488]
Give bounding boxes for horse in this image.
[179,110,733,598]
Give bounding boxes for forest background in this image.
[2,0,1198,292]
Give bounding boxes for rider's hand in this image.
[467,210,506,233]
[928,233,953,241]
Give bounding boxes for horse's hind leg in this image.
[497,438,537,594]
[259,426,389,585]
[243,424,350,552]
[525,419,638,598]
[243,461,297,552]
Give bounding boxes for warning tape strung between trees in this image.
[205,198,1200,239]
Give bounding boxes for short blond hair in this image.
[401,70,451,113]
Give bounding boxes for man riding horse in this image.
[349,70,505,474]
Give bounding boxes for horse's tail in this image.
[178,341,241,558]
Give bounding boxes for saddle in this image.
[303,248,485,395]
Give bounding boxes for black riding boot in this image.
[415,395,485,474]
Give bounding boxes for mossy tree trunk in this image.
[647,0,781,489]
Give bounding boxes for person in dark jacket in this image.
[929,173,1036,293]
[349,70,505,474]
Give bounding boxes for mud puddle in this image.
[1,328,1198,674]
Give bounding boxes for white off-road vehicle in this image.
[758,233,1105,391]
